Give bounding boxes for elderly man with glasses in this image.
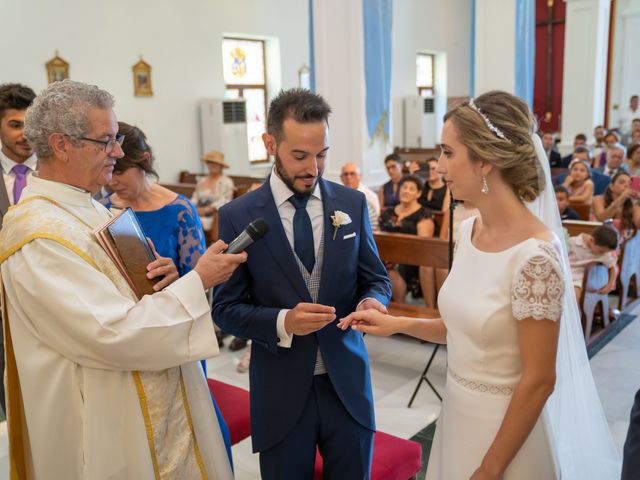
[0,80,245,479]
[340,162,380,230]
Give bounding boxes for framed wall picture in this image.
[46,51,70,84]
[132,57,153,97]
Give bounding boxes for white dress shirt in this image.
[0,149,37,204]
[357,182,380,231]
[269,169,324,348]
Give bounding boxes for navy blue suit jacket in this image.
[212,178,392,453]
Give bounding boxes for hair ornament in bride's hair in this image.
[467,98,511,143]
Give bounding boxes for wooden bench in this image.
[373,232,449,404]
[160,182,196,198]
[562,220,601,237]
[568,201,591,221]
[178,170,265,199]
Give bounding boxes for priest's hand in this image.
[146,238,180,291]
[194,240,247,289]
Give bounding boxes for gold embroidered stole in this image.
[0,196,207,479]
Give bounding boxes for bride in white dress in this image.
[338,91,620,479]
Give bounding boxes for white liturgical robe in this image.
[0,175,233,479]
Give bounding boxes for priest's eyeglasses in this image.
[77,134,125,154]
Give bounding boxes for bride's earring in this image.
[481,176,489,194]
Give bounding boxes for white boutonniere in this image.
[331,210,352,240]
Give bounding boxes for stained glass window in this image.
[222,38,268,162]
[417,53,435,97]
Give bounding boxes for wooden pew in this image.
[568,201,591,221]
[177,170,265,199]
[373,232,448,321]
[562,220,601,237]
[160,182,196,198]
[373,232,449,404]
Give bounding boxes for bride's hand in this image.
[337,309,397,336]
[469,466,501,480]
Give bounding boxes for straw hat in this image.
[202,150,230,168]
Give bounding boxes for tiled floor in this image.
[0,307,636,479]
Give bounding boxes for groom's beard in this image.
[274,152,323,196]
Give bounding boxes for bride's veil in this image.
[528,133,621,478]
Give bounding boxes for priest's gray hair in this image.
[24,80,115,160]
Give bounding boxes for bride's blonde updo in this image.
[443,90,544,202]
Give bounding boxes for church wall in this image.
[608,0,640,131]
[0,0,309,182]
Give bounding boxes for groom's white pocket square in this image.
[343,232,356,240]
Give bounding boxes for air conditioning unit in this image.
[199,98,249,173]
[402,96,437,148]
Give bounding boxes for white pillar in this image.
[474,0,517,95]
[312,0,389,188]
[560,0,611,151]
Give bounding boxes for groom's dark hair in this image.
[266,88,331,142]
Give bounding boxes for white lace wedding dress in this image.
[426,217,564,480]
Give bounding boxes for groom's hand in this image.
[357,298,388,314]
[285,303,336,336]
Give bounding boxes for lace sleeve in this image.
[175,196,206,277]
[511,244,565,321]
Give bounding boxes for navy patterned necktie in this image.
[288,194,315,273]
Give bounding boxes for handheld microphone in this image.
[226,218,269,254]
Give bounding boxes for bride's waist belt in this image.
[448,368,515,396]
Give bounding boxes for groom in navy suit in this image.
[212,89,391,479]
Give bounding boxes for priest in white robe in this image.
[0,80,246,479]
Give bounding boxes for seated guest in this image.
[590,125,607,160]
[419,157,450,213]
[541,131,561,167]
[191,150,235,230]
[597,142,629,178]
[379,153,403,208]
[561,159,594,204]
[106,121,234,463]
[340,162,380,230]
[555,185,580,220]
[593,171,640,241]
[568,224,618,302]
[561,133,588,167]
[627,142,640,176]
[595,130,622,168]
[630,128,640,146]
[380,175,435,302]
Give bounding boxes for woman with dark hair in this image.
[106,122,233,464]
[339,91,620,479]
[627,142,640,176]
[379,174,435,301]
[593,170,640,241]
[419,157,450,212]
[379,153,403,208]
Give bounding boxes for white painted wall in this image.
[560,0,611,151]
[474,0,516,95]
[314,0,471,189]
[607,0,640,132]
[390,0,471,167]
[0,0,309,182]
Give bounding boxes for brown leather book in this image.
[93,208,159,299]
